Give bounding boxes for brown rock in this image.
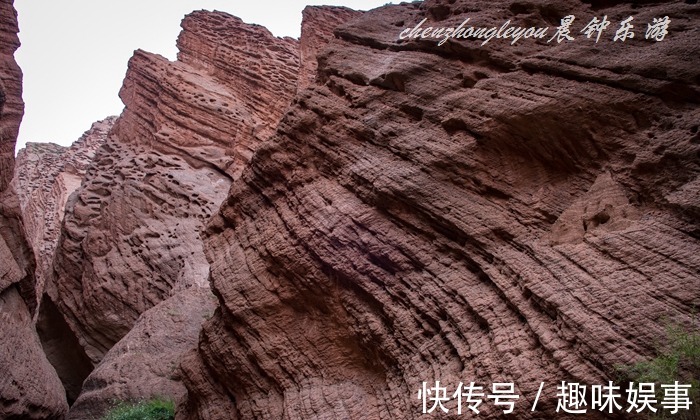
[0,0,67,417]
[0,287,68,418]
[298,6,363,92]
[48,119,230,365]
[13,117,115,303]
[0,0,22,193]
[46,9,302,401]
[68,287,216,420]
[180,0,700,418]
[0,0,33,311]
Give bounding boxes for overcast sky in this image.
[14,1,401,152]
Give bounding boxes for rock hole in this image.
[428,4,451,21]
[399,104,424,121]
[509,2,535,15]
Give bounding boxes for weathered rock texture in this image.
[0,0,67,417]
[13,117,115,303]
[180,0,700,418]
[0,0,32,312]
[0,0,22,194]
[44,9,304,408]
[115,10,301,180]
[48,11,298,365]
[68,287,216,420]
[298,6,363,92]
[0,287,68,418]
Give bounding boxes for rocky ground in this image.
[1,0,698,419]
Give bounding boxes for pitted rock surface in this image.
[179,1,700,418]
[298,6,363,92]
[47,10,301,366]
[13,117,115,302]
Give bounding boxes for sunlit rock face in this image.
[179,0,700,418]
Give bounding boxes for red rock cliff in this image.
[47,10,300,368]
[0,0,68,417]
[13,117,115,304]
[0,0,31,308]
[179,0,700,418]
[298,6,363,91]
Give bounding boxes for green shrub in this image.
[102,398,175,420]
[616,323,700,419]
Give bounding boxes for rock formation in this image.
[46,10,300,371]
[0,0,32,311]
[5,0,698,418]
[0,0,68,417]
[298,6,363,92]
[0,287,68,418]
[68,287,216,420]
[29,8,363,415]
[13,117,115,303]
[179,0,700,418]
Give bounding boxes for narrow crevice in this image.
[36,294,94,406]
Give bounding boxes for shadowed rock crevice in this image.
[35,295,93,405]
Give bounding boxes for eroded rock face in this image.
[0,0,22,194]
[115,10,301,180]
[180,0,700,418]
[298,6,363,92]
[48,101,228,366]
[0,0,32,311]
[48,9,300,374]
[0,288,68,419]
[0,0,67,417]
[13,117,115,302]
[68,287,216,420]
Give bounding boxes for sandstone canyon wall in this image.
[179,0,700,418]
[298,6,363,92]
[13,117,115,305]
[46,10,300,371]
[0,0,68,417]
[37,8,335,419]
[4,0,699,419]
[0,0,32,309]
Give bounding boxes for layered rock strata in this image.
[180,0,700,418]
[48,10,300,367]
[31,10,310,414]
[298,6,363,92]
[0,0,68,417]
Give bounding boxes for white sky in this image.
[14,1,402,152]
